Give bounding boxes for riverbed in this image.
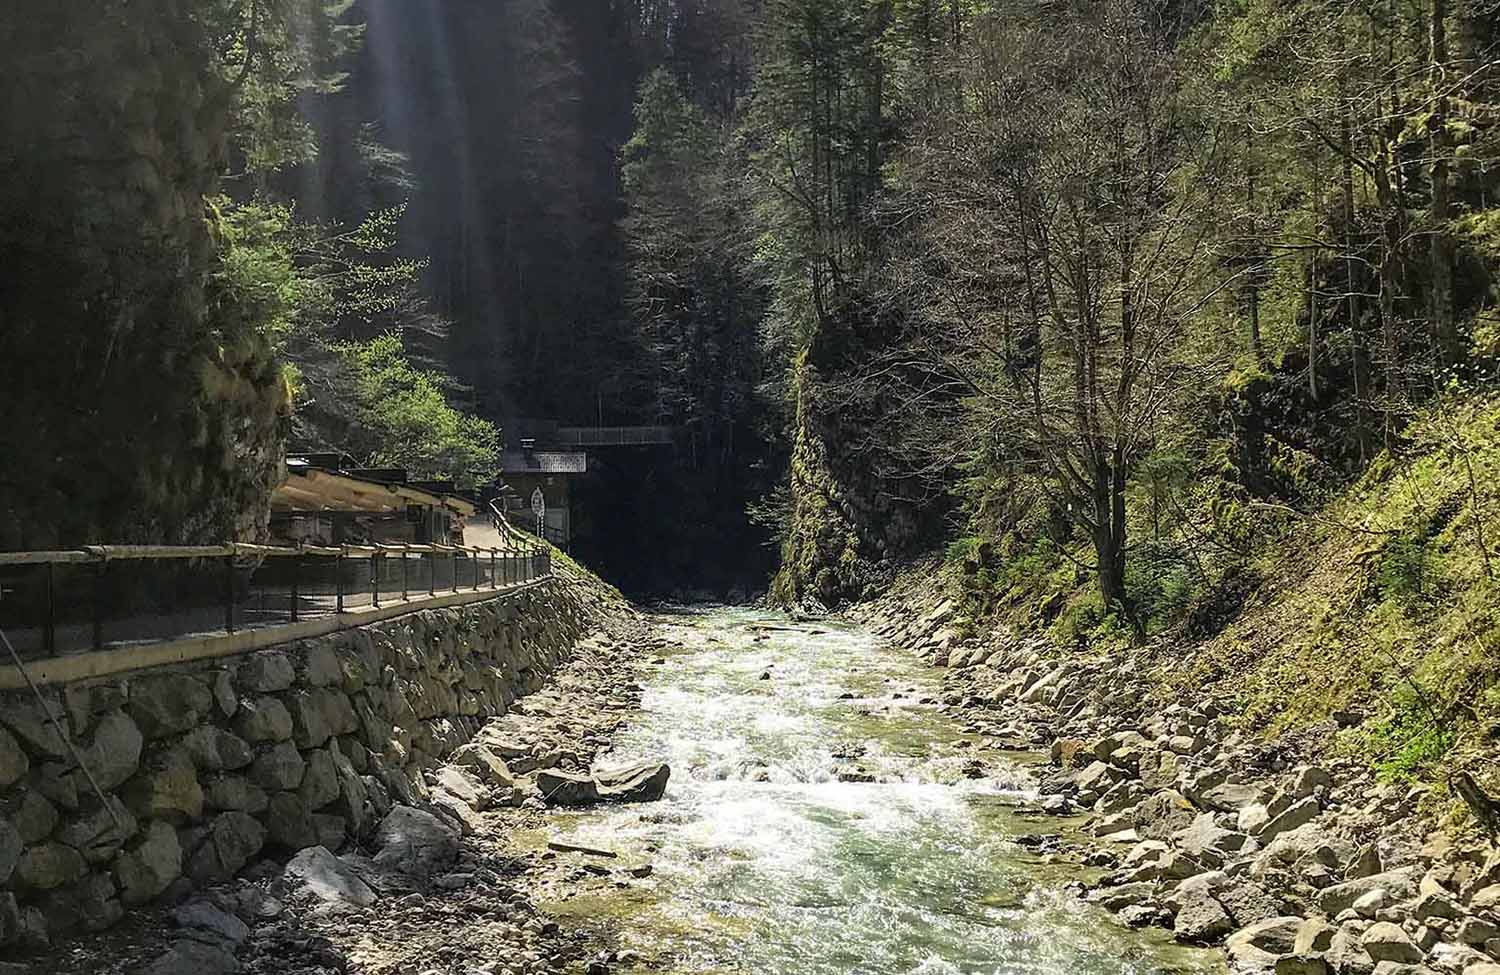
[539,608,1224,975]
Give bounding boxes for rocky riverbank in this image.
[854,582,1500,975]
[28,616,674,975]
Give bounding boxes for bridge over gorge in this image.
[495,421,680,548]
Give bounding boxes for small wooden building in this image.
[271,458,476,546]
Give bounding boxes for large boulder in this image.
[249,742,305,792]
[14,842,85,891]
[232,698,293,745]
[1134,789,1197,841]
[595,763,671,803]
[236,652,295,693]
[178,728,253,774]
[263,794,317,851]
[281,846,376,909]
[1359,922,1422,964]
[371,807,458,878]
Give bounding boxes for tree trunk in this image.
[1429,0,1460,366]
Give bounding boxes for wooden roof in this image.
[272,467,477,518]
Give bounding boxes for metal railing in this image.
[0,541,552,662]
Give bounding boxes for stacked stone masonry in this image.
[0,578,600,947]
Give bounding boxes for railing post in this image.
[224,555,236,634]
[290,554,301,623]
[452,551,460,593]
[371,553,380,609]
[427,552,435,596]
[92,559,105,650]
[335,552,345,614]
[490,550,497,590]
[401,551,409,601]
[43,562,56,654]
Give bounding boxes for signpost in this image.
[530,488,546,540]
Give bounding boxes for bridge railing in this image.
[0,541,552,663]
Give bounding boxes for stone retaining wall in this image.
[0,577,610,947]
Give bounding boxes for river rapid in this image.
[541,607,1224,975]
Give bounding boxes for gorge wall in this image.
[0,573,628,947]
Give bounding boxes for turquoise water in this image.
[545,608,1222,975]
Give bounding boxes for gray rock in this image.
[232,698,293,744]
[449,743,516,788]
[11,791,59,844]
[1295,917,1337,954]
[1174,886,1235,943]
[281,846,377,909]
[140,938,241,975]
[202,775,269,815]
[1291,766,1333,798]
[1202,781,1266,812]
[1226,917,1303,971]
[179,728,253,773]
[128,675,214,740]
[0,727,29,788]
[1177,812,1249,866]
[1457,918,1500,945]
[1321,870,1419,916]
[114,820,181,906]
[297,749,339,811]
[371,807,459,878]
[76,709,144,791]
[0,817,21,886]
[212,670,238,719]
[1258,797,1321,842]
[1134,789,1197,841]
[237,652,295,693]
[1218,879,1282,927]
[596,763,672,803]
[122,750,203,824]
[249,742,305,792]
[57,796,137,864]
[184,812,265,884]
[0,697,69,760]
[432,765,489,812]
[1274,956,1329,975]
[263,793,317,851]
[1415,890,1460,921]
[301,645,343,688]
[1086,881,1158,912]
[1361,922,1422,964]
[15,842,85,890]
[172,901,249,944]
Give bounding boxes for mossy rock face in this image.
[0,2,287,548]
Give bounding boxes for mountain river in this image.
[537,607,1224,975]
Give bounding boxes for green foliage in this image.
[1353,686,1457,783]
[337,334,499,488]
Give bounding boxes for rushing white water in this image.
[544,607,1223,975]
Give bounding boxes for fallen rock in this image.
[1321,870,1419,916]
[281,846,377,909]
[140,939,240,975]
[1361,922,1423,964]
[1226,917,1303,971]
[371,806,458,878]
[1175,885,1235,943]
[172,901,249,945]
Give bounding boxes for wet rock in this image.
[282,846,377,909]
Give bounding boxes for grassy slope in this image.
[916,390,1500,811]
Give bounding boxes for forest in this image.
[7,1,1500,970]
